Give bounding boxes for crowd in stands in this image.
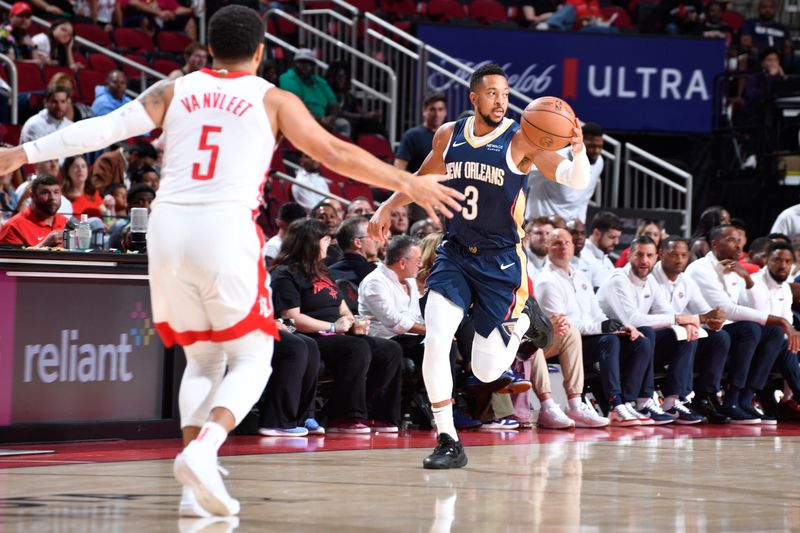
[0,1,799,436]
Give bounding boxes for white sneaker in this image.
[179,486,211,518]
[628,402,654,425]
[609,403,641,427]
[178,516,240,533]
[537,403,576,429]
[565,402,610,428]
[174,441,240,517]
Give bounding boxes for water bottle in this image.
[76,214,92,250]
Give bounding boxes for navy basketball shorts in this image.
[425,240,529,345]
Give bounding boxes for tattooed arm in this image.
[0,81,174,173]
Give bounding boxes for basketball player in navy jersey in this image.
[370,64,590,469]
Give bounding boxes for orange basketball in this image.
[520,97,576,151]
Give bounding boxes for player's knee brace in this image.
[215,332,275,425]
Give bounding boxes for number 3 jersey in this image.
[155,68,275,211]
[442,116,527,251]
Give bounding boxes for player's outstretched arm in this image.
[0,80,173,175]
[267,89,463,227]
[520,117,590,189]
[368,122,454,241]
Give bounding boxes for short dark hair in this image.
[760,47,781,63]
[768,232,791,244]
[129,141,158,160]
[748,236,771,255]
[208,5,264,62]
[184,42,207,57]
[31,174,59,194]
[631,235,657,252]
[103,182,127,197]
[659,235,689,251]
[385,235,419,265]
[767,241,793,256]
[469,64,507,92]
[729,218,748,231]
[45,84,69,100]
[278,202,306,223]
[709,224,733,243]
[127,183,155,204]
[131,165,158,184]
[591,211,621,233]
[336,216,368,250]
[423,92,446,108]
[583,122,603,138]
[106,70,124,83]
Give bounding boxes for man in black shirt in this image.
[329,216,378,287]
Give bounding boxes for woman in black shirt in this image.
[270,218,402,434]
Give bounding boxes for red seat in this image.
[43,65,73,83]
[121,53,149,79]
[721,10,744,32]
[600,6,632,28]
[77,69,107,103]
[468,0,507,23]
[427,0,467,21]
[72,51,88,68]
[382,0,417,18]
[73,22,112,47]
[156,31,193,54]
[320,164,350,185]
[152,58,181,76]
[12,61,45,93]
[0,124,22,145]
[347,0,376,11]
[357,134,393,163]
[342,181,374,204]
[88,52,119,74]
[113,28,155,53]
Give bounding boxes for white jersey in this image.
[155,68,275,210]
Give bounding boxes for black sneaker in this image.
[517,298,552,360]
[691,395,730,424]
[718,404,760,424]
[739,401,777,425]
[423,433,468,470]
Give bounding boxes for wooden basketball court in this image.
[2,426,800,532]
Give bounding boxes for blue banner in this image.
[416,25,726,133]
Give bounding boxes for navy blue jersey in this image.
[442,116,527,251]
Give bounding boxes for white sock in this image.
[432,403,459,442]
[541,398,556,410]
[567,396,582,410]
[662,396,678,410]
[194,421,227,453]
[636,398,650,409]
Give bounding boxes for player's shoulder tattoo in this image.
[138,80,172,112]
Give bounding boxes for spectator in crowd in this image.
[48,72,94,122]
[20,85,72,144]
[108,183,155,250]
[329,216,378,286]
[615,219,663,267]
[642,0,703,35]
[311,199,344,264]
[14,160,74,217]
[0,168,21,215]
[739,0,793,70]
[689,205,731,261]
[270,218,403,434]
[256,172,281,238]
[566,218,591,277]
[597,236,705,424]
[260,60,280,86]
[27,0,73,18]
[550,0,618,31]
[325,61,384,140]
[74,0,116,30]
[3,2,36,61]
[92,71,132,117]
[652,236,731,423]
[345,196,373,219]
[279,49,339,128]
[103,182,128,219]
[61,155,105,218]
[746,241,800,421]
[389,205,409,236]
[0,174,66,247]
[264,202,306,263]
[409,218,437,240]
[525,123,604,223]
[739,235,771,274]
[686,224,798,423]
[582,210,621,289]
[32,19,82,68]
[772,202,800,239]
[130,164,160,192]
[91,141,158,190]
[534,228,651,426]
[120,0,196,39]
[257,327,322,437]
[169,43,209,80]
[514,0,565,28]
[740,48,789,155]
[292,152,330,212]
[696,1,734,46]
[395,92,447,226]
[523,216,553,280]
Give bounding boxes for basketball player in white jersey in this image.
[0,6,464,518]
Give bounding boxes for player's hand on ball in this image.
[570,118,584,155]
[0,146,28,176]
[409,174,465,226]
